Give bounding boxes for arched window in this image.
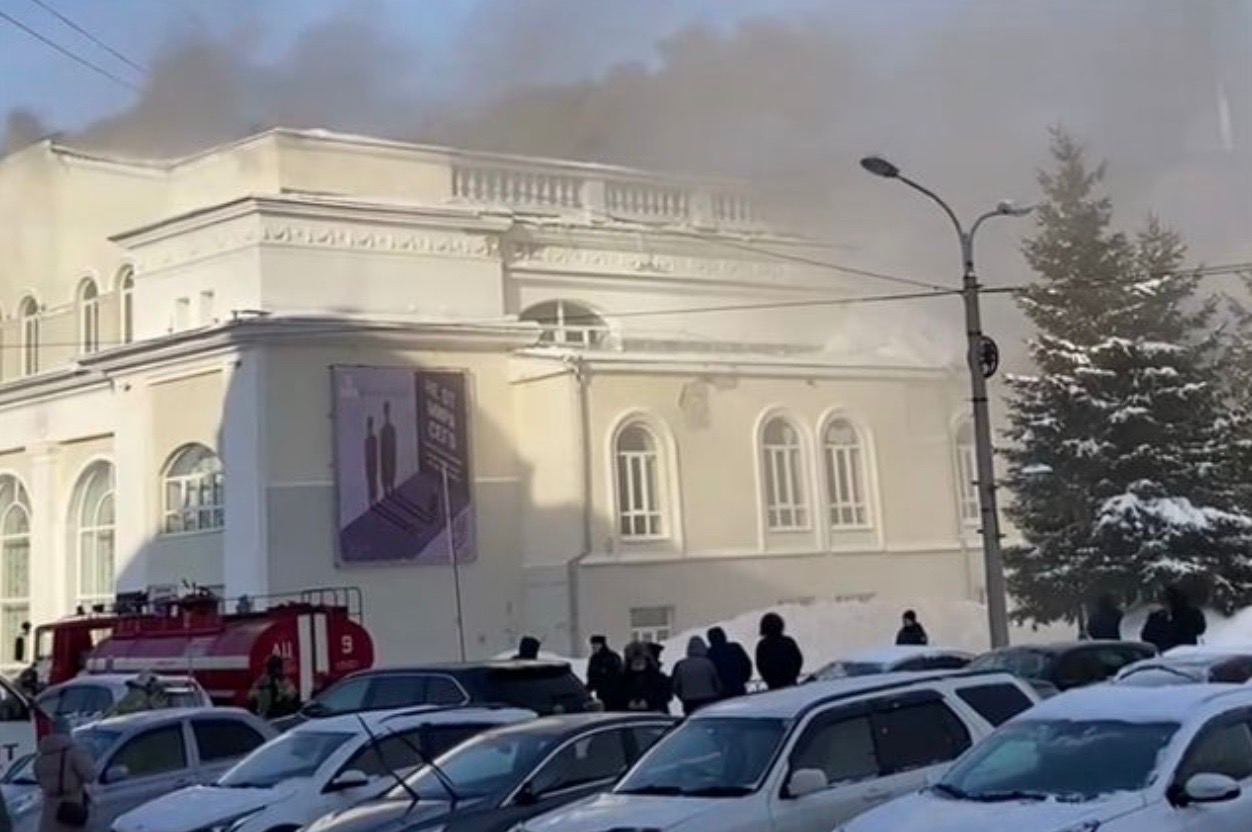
[69,462,114,609]
[761,417,808,530]
[955,421,979,524]
[78,278,100,354]
[614,424,664,539]
[0,476,30,666]
[521,300,608,348]
[163,444,224,534]
[118,266,135,344]
[18,296,38,376]
[822,418,871,528]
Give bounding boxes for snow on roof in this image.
[831,646,972,665]
[695,672,943,719]
[1024,683,1252,724]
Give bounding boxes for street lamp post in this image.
[860,155,1032,648]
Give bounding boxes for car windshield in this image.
[814,661,885,679]
[968,649,1050,679]
[73,727,122,762]
[219,731,352,789]
[394,729,558,800]
[615,717,787,797]
[939,719,1179,801]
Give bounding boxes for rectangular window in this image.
[198,290,215,326]
[825,444,869,528]
[764,444,808,530]
[955,684,1034,727]
[790,713,879,786]
[629,606,673,644]
[617,450,662,538]
[957,443,979,524]
[174,297,190,331]
[871,701,971,775]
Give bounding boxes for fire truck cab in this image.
[33,587,374,707]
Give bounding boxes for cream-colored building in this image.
[0,128,986,666]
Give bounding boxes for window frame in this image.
[0,474,31,668]
[77,278,100,355]
[820,416,873,531]
[629,606,673,644]
[759,416,811,533]
[520,299,611,349]
[507,726,633,805]
[1173,712,1252,787]
[953,420,980,527]
[613,422,667,541]
[191,717,267,765]
[787,707,880,789]
[18,296,38,377]
[69,460,115,610]
[118,266,135,344]
[161,444,225,535]
[104,722,191,783]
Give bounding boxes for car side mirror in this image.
[325,769,370,793]
[785,768,827,799]
[105,765,130,783]
[1181,773,1241,805]
[514,781,538,806]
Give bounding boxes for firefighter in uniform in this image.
[110,671,170,716]
[249,655,300,719]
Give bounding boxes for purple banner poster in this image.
[333,366,475,565]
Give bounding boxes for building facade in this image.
[0,129,986,667]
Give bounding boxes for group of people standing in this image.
[1084,584,1208,652]
[583,611,806,715]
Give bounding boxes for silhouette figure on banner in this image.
[380,401,397,496]
[364,416,379,505]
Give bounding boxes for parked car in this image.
[1114,645,1252,686]
[305,712,676,832]
[0,673,33,769]
[277,661,593,731]
[841,683,1252,832]
[965,641,1155,696]
[113,704,535,832]
[516,671,1039,832]
[35,673,211,729]
[7,706,274,832]
[808,647,973,680]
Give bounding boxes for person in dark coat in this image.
[895,610,928,646]
[1165,585,1206,647]
[619,641,672,713]
[1086,594,1123,640]
[706,626,752,698]
[1140,607,1173,653]
[755,612,803,690]
[585,635,623,707]
[514,635,541,660]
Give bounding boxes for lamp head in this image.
[996,200,1035,217]
[860,155,900,179]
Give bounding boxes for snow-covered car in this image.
[517,671,1039,832]
[1113,645,1252,686]
[808,647,973,680]
[9,707,274,832]
[35,673,211,729]
[112,704,535,832]
[840,683,1252,832]
[966,641,1155,697]
[304,712,675,832]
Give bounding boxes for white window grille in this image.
[955,421,980,524]
[615,424,664,539]
[761,418,809,530]
[78,279,100,354]
[823,418,870,528]
[163,444,224,534]
[19,297,38,377]
[70,462,114,609]
[0,476,30,667]
[198,290,215,326]
[119,267,135,344]
[629,606,673,644]
[521,300,609,348]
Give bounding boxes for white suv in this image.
[519,671,1039,832]
[842,684,1252,832]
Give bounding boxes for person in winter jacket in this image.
[33,718,91,832]
[895,610,928,646]
[1141,585,1207,652]
[619,641,672,713]
[672,637,722,715]
[585,635,623,708]
[755,612,803,690]
[706,626,752,698]
[514,635,541,660]
[248,655,300,719]
[1085,594,1123,640]
[109,671,170,716]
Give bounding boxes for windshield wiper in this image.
[931,782,971,800]
[356,715,421,806]
[618,784,684,796]
[967,789,1050,803]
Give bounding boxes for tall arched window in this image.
[69,462,114,609]
[954,421,979,524]
[0,476,30,666]
[118,266,135,344]
[614,424,664,539]
[163,444,224,534]
[761,417,808,530]
[78,278,100,354]
[823,418,871,528]
[18,296,38,376]
[521,300,609,348]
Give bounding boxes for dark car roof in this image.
[347,660,575,677]
[984,641,1154,656]
[474,711,675,741]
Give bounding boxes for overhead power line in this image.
[0,8,139,91]
[26,0,147,74]
[981,261,1252,297]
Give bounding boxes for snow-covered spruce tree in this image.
[1002,130,1252,625]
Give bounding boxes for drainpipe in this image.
[565,354,593,657]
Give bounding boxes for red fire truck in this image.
[32,587,374,707]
